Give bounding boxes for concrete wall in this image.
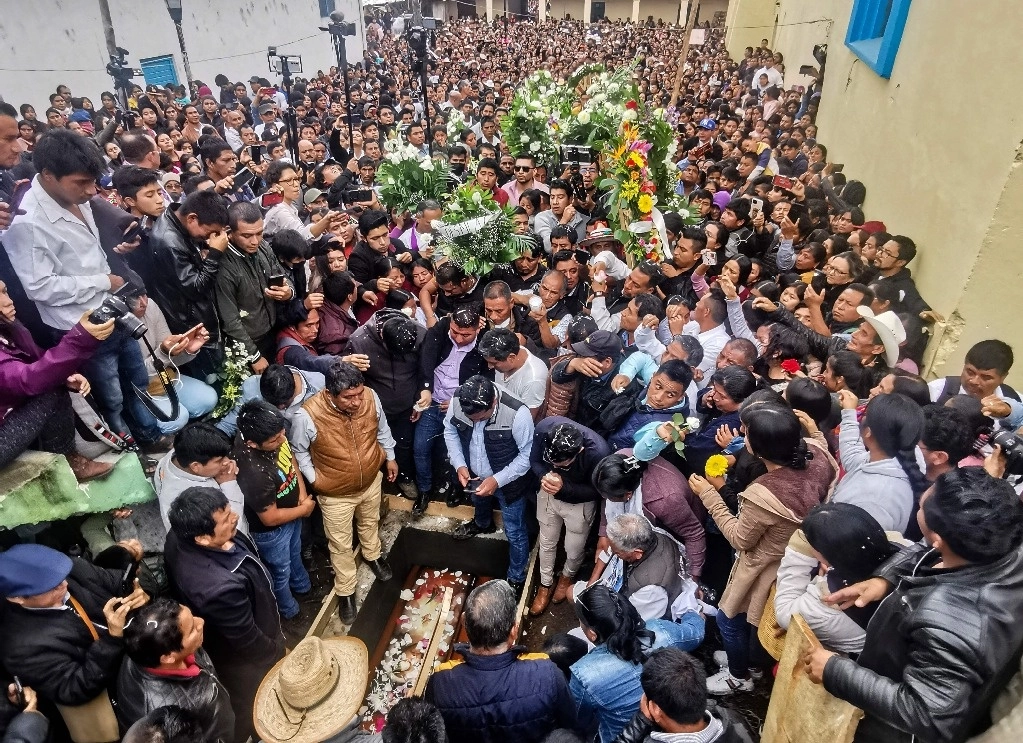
[771,0,1023,383]
[724,0,778,59]
[0,0,364,113]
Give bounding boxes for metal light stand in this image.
[322,11,358,147]
[268,48,302,168]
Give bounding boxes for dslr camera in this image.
[89,287,147,340]
[990,429,1023,477]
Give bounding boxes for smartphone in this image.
[260,191,284,209]
[345,188,374,204]
[12,676,24,708]
[750,197,763,220]
[249,144,264,161]
[772,174,796,191]
[701,249,718,266]
[121,221,144,243]
[119,562,140,597]
[268,274,286,288]
[10,180,32,212]
[234,166,252,183]
[832,163,845,173]
[690,141,712,159]
[788,202,807,222]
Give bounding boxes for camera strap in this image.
[131,336,181,423]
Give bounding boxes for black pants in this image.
[386,407,417,482]
[0,389,76,470]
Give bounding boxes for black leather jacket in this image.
[823,543,1023,743]
[148,209,224,342]
[115,647,235,743]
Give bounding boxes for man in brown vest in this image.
[291,361,398,624]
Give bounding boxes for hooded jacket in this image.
[832,409,913,533]
[346,312,426,415]
[824,543,1023,743]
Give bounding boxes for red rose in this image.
[781,359,800,374]
[626,100,638,110]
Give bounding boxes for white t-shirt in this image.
[497,351,549,409]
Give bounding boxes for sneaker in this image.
[706,668,754,695]
[452,520,496,540]
[712,651,763,679]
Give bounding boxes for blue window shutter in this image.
[318,0,336,17]
[845,0,912,78]
[139,55,179,87]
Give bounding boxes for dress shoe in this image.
[452,520,496,540]
[338,593,357,625]
[412,489,430,517]
[367,557,392,582]
[397,479,419,500]
[529,585,552,616]
[552,574,574,604]
[66,453,114,482]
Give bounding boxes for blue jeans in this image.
[250,519,311,619]
[413,404,447,491]
[152,374,218,435]
[716,610,751,678]
[79,327,161,443]
[474,489,529,584]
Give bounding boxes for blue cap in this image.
[697,118,718,131]
[0,544,73,598]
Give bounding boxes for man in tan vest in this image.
[291,361,398,624]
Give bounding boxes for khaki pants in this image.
[318,471,383,595]
[536,489,596,587]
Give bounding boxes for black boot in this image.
[412,488,430,517]
[338,594,357,625]
[367,557,392,582]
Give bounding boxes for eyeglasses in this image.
[877,247,899,259]
[513,166,533,172]
[823,264,849,276]
[277,176,301,185]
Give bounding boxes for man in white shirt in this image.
[533,179,586,253]
[501,153,549,205]
[478,328,549,420]
[399,199,443,253]
[3,129,165,447]
[253,103,284,140]
[927,339,1017,405]
[752,58,784,92]
[682,292,731,386]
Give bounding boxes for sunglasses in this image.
[513,165,533,172]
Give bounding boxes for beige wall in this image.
[724,0,778,59]
[771,0,1023,383]
[541,0,728,22]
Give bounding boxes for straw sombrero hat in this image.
[253,636,368,743]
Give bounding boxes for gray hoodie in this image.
[832,408,913,533]
[153,453,249,535]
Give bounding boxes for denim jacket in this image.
[569,615,705,743]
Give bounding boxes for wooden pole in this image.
[669,1,701,108]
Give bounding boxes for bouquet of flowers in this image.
[211,340,252,419]
[377,141,450,215]
[499,70,566,165]
[446,109,467,139]
[560,62,638,150]
[433,184,530,276]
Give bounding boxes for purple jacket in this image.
[0,321,100,422]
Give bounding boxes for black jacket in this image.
[163,530,285,675]
[418,315,493,395]
[425,644,575,743]
[0,559,124,706]
[348,242,411,294]
[529,416,610,504]
[148,209,224,342]
[823,543,1023,743]
[115,647,235,742]
[346,313,426,415]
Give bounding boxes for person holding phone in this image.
[261,161,340,241]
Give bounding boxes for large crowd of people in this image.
[0,11,1021,743]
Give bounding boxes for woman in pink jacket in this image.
[0,281,114,480]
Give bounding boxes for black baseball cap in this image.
[571,330,623,359]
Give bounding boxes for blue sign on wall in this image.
[140,54,179,87]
